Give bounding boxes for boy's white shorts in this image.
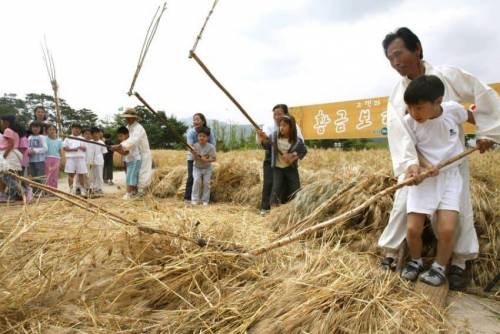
[65,157,88,174]
[407,167,462,215]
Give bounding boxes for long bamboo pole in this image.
[190,0,219,55]
[249,148,478,256]
[132,91,194,151]
[4,172,200,246]
[190,51,260,130]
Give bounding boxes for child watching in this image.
[90,127,107,194]
[401,75,476,287]
[63,123,88,196]
[116,126,141,200]
[190,127,216,206]
[28,121,48,185]
[45,124,63,189]
[258,115,307,207]
[103,133,114,185]
[0,115,23,202]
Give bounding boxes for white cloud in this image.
[0,0,498,125]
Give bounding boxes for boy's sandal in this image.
[419,267,446,287]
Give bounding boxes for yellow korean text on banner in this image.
[290,83,500,140]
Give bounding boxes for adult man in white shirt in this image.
[112,108,152,194]
[377,27,500,290]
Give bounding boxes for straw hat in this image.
[120,108,140,119]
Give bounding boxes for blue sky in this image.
[0,0,499,124]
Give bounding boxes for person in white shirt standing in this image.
[63,123,88,196]
[90,127,108,194]
[111,108,152,195]
[400,75,478,286]
[377,27,500,290]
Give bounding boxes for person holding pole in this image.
[377,27,500,290]
[256,104,303,215]
[111,108,152,195]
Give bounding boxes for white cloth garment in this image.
[90,164,104,191]
[403,101,467,170]
[378,61,500,260]
[120,121,152,190]
[92,140,107,166]
[64,157,87,174]
[407,168,462,214]
[63,137,86,159]
[0,149,22,171]
[84,141,96,165]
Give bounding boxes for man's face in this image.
[126,118,136,125]
[386,38,420,77]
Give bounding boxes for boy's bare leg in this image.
[78,174,87,192]
[68,174,75,189]
[407,213,426,259]
[435,210,458,266]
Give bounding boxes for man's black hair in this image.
[71,123,82,129]
[382,27,423,59]
[116,126,129,135]
[197,126,211,137]
[90,126,100,134]
[404,75,445,105]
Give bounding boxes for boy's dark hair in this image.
[197,126,211,137]
[382,27,423,59]
[71,123,82,129]
[103,133,111,139]
[82,128,91,133]
[33,106,47,120]
[90,126,100,134]
[404,75,445,105]
[47,123,58,132]
[273,104,289,115]
[278,115,298,144]
[116,126,129,135]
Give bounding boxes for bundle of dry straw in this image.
[0,196,451,333]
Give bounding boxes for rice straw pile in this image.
[0,196,451,333]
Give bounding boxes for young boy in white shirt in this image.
[90,127,108,194]
[401,75,476,286]
[63,123,88,196]
[116,126,141,200]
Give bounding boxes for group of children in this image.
[62,123,110,196]
[0,105,117,201]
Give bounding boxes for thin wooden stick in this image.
[128,2,167,96]
[190,51,261,130]
[132,91,194,151]
[189,0,219,55]
[41,37,63,135]
[4,171,199,246]
[273,179,369,241]
[249,148,478,256]
[61,135,110,149]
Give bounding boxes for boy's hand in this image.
[79,146,86,152]
[426,165,439,177]
[200,155,210,163]
[476,139,494,153]
[405,164,423,185]
[28,149,35,155]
